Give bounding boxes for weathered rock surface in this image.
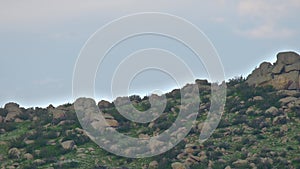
[4,103,22,122]
[246,52,300,90]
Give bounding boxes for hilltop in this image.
[0,52,300,169]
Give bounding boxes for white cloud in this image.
[235,0,300,39]
[236,23,296,39]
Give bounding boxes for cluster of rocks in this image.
[246,51,300,90]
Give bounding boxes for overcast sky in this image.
[1,0,300,107]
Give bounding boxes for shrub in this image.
[18,111,30,120]
[218,119,230,128]
[228,76,245,86]
[207,150,222,160]
[294,135,300,143]
[232,115,248,125]
[62,133,90,146]
[9,135,26,149]
[0,122,17,131]
[44,130,58,139]
[218,142,230,149]
[0,108,8,117]
[38,145,63,159]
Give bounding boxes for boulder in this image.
[195,79,209,86]
[8,148,21,159]
[189,154,201,162]
[277,90,300,97]
[148,161,159,169]
[91,118,119,129]
[233,159,248,167]
[171,162,186,169]
[246,52,300,90]
[50,109,66,122]
[98,100,112,109]
[23,153,34,160]
[272,71,299,90]
[280,125,289,132]
[61,140,76,150]
[277,51,300,65]
[279,97,297,105]
[273,115,289,125]
[252,96,264,101]
[33,159,46,166]
[138,134,150,140]
[4,103,22,122]
[265,106,279,116]
[246,63,273,87]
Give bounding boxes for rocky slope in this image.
[0,52,300,169]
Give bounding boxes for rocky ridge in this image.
[0,51,300,168]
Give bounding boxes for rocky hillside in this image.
[0,52,300,169]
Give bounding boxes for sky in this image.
[1,0,300,108]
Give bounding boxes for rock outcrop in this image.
[246,52,300,90]
[4,103,22,122]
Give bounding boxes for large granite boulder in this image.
[246,52,300,90]
[4,103,22,122]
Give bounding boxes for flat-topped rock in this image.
[246,51,300,90]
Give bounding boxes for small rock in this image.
[280,125,289,132]
[265,106,279,116]
[23,153,33,160]
[171,162,186,169]
[148,160,158,169]
[77,148,85,153]
[279,97,297,105]
[76,153,86,158]
[24,139,34,145]
[8,148,21,159]
[34,150,41,156]
[33,159,46,166]
[277,90,300,97]
[98,100,112,109]
[249,163,257,169]
[253,96,264,101]
[273,115,289,125]
[233,159,248,167]
[138,134,150,140]
[208,160,214,168]
[50,109,66,123]
[184,147,194,154]
[61,140,76,150]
